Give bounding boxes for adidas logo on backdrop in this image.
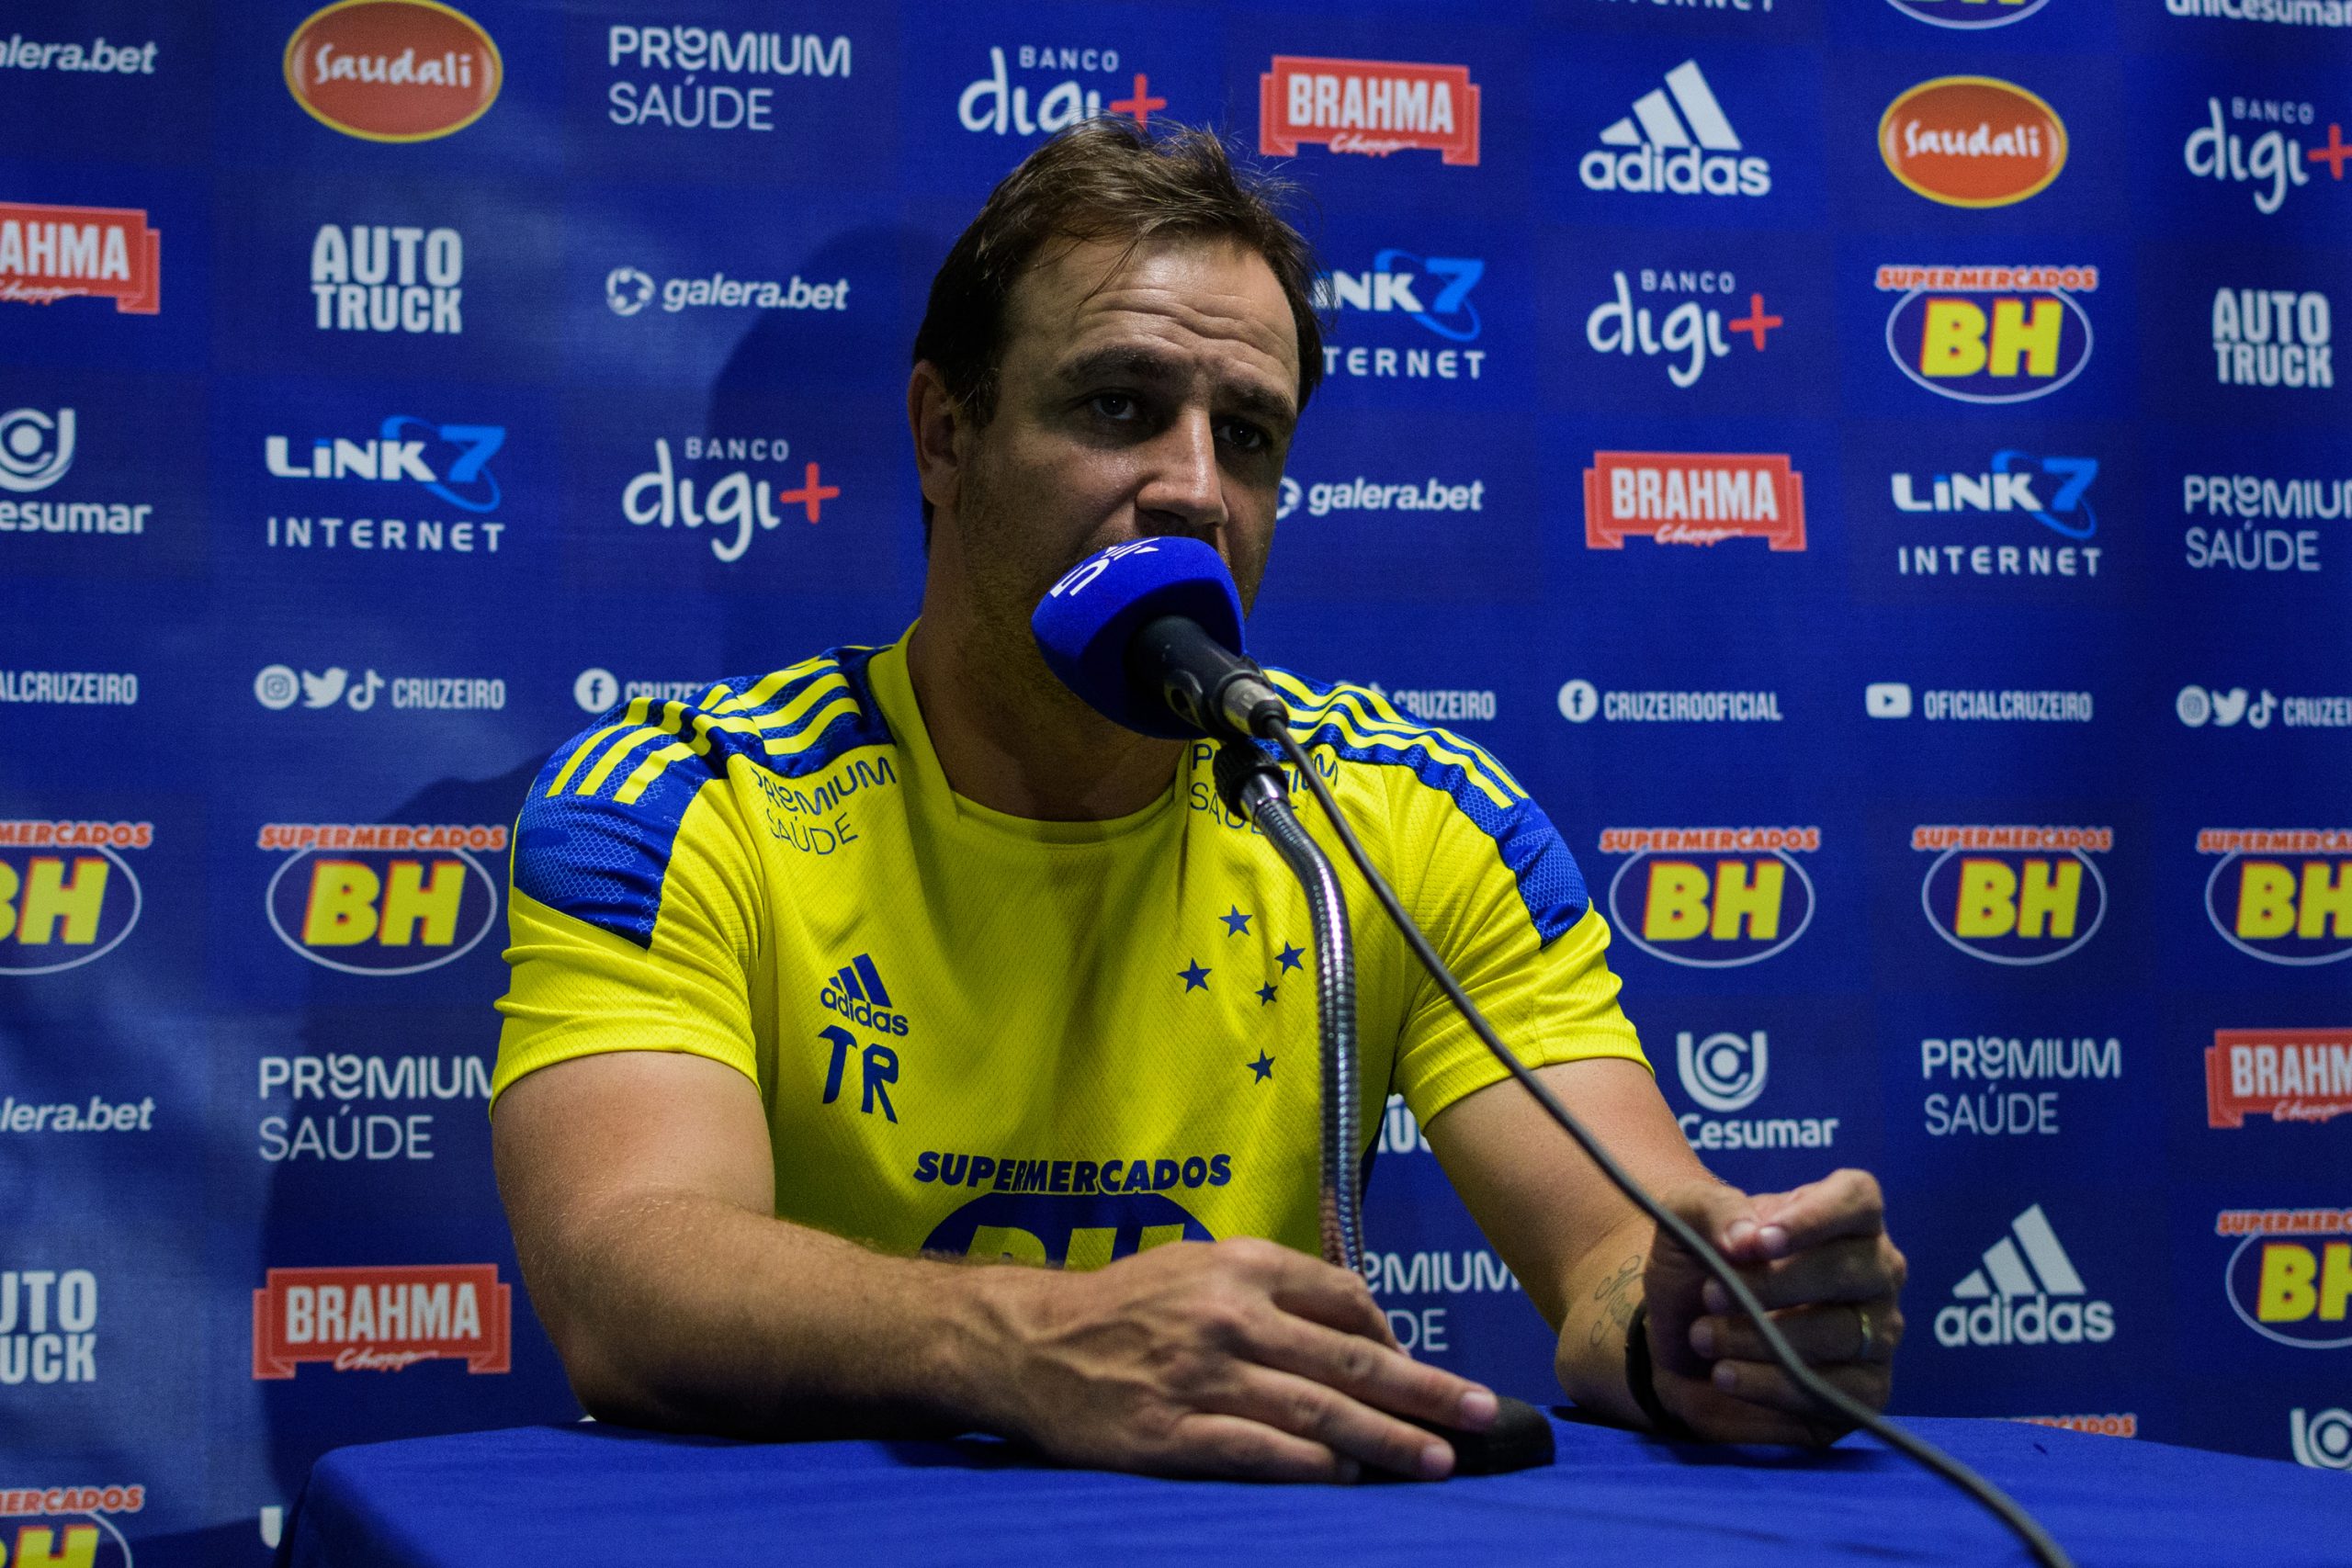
[1579,60,1770,197]
[819,952,909,1036]
[1934,1203,2115,1348]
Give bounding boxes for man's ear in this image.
[907,362,964,518]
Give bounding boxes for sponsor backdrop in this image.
[5,0,2351,1557]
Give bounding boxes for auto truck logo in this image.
[1880,77,2067,208]
[1260,57,1480,165]
[1915,825,2110,965]
[1879,264,2096,403]
[284,0,503,143]
[1935,1203,2114,1348]
[1580,60,1768,197]
[0,201,161,314]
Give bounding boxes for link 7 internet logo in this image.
[1314,251,1483,342]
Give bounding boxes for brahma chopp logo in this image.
[1260,57,1479,165]
[2199,829,2352,966]
[259,822,502,976]
[1881,77,2066,208]
[2207,1028,2352,1127]
[0,202,160,314]
[0,820,148,976]
[1914,825,2110,965]
[1584,452,1804,551]
[2217,1209,2352,1350]
[1599,827,1818,968]
[0,1487,141,1568]
[253,1263,511,1376]
[284,0,501,143]
[1878,264,2096,404]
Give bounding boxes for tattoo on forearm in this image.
[1585,1253,1644,1348]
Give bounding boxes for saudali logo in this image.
[1584,452,1804,550]
[2207,1028,2352,1127]
[1914,825,2111,965]
[1579,60,1768,197]
[1883,0,2053,28]
[1599,827,1819,968]
[2212,287,2334,389]
[284,0,501,143]
[0,821,147,976]
[2199,829,2352,966]
[0,202,160,314]
[1260,57,1480,165]
[1878,264,2096,403]
[2217,1208,2352,1349]
[2184,96,2349,216]
[0,1486,140,1568]
[2292,1405,2352,1471]
[1934,1203,2115,1348]
[253,1263,511,1375]
[259,822,503,976]
[1881,77,2066,208]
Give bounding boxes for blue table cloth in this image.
[283,1411,2349,1566]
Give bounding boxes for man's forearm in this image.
[528,1188,1036,1441]
[1549,1209,1654,1429]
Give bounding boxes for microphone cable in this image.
[1258,722,2074,1568]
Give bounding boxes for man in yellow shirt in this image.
[492,119,1905,1481]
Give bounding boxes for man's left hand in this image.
[1642,1169,1905,1445]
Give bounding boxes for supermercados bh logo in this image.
[1914,825,2110,965]
[2199,829,2352,965]
[2184,93,2350,216]
[1878,265,2096,403]
[918,1153,1228,1267]
[1586,268,1783,389]
[0,820,147,976]
[2184,470,2350,577]
[2,1268,100,1387]
[1936,1204,2115,1348]
[263,419,507,558]
[624,434,838,564]
[258,822,503,976]
[254,1263,511,1376]
[0,202,159,314]
[0,407,154,545]
[1598,826,1818,968]
[2217,1208,2352,1349]
[0,1485,141,1568]
[1887,451,2101,584]
[1580,59,1766,197]
[1261,57,1479,166]
[961,45,1159,140]
[310,223,462,334]
[1884,0,2052,27]
[285,1,501,142]
[1674,1028,1839,1154]
[1881,77,2066,208]
[1310,249,1487,386]
[1584,452,1804,550]
[606,24,849,132]
[2208,1028,2352,1127]
[2211,286,2334,389]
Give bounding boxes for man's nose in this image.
[1135,408,1227,539]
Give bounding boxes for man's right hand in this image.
[982,1235,1499,1483]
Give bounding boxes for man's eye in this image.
[1220,420,1270,454]
[1088,392,1137,421]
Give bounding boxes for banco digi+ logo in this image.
[260,823,503,976]
[1600,827,1818,968]
[1914,826,2109,966]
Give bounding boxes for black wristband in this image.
[1624,1302,1696,1441]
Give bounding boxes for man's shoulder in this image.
[509,644,894,945]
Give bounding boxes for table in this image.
[282,1410,2349,1566]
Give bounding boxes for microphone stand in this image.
[1214,740,1554,1476]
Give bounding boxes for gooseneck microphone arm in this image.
[1215,743,1363,1272]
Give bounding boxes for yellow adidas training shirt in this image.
[493,632,1645,1266]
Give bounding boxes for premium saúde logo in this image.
[285,0,502,142]
[1881,77,2066,208]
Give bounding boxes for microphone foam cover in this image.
[1031,536,1248,739]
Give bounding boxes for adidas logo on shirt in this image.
[1579,60,1770,197]
[819,952,910,1036]
[1933,1203,2115,1348]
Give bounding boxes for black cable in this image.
[1262,724,2073,1568]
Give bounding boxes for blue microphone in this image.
[1031,536,1287,742]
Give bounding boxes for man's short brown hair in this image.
[912,118,1325,434]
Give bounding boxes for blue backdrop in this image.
[4,1,2351,1561]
